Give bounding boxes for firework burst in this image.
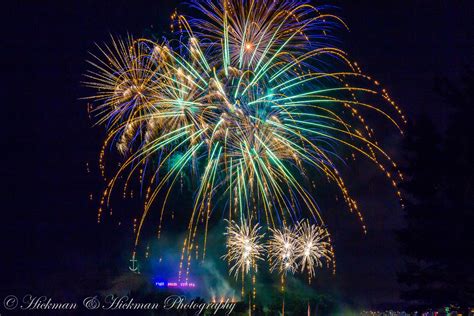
[223,219,265,279]
[187,0,347,71]
[295,220,333,279]
[267,226,298,275]
[85,0,405,281]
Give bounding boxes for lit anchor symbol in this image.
[129,256,140,274]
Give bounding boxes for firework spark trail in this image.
[85,0,405,277]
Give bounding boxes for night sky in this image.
[2,0,473,309]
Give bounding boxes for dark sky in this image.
[1,0,473,308]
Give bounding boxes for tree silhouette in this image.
[398,69,474,309]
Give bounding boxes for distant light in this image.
[153,278,197,289]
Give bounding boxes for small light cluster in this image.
[154,280,197,289]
